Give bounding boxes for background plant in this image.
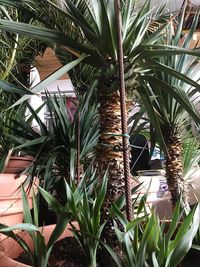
[136,6,200,208]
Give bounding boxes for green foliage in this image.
[112,201,200,267]
[67,172,107,267]
[38,167,145,267]
[182,136,200,177]
[3,84,99,192]
[0,171,199,267]
[1,0,199,97]
[137,6,200,153]
[39,167,107,267]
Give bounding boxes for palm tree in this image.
[0,0,169,207]
[138,9,200,208]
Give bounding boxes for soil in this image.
[15,236,87,267]
[178,249,200,267]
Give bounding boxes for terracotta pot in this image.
[0,174,36,234]
[4,156,33,174]
[0,223,78,267]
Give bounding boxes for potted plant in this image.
[0,222,78,267]
[0,168,104,267]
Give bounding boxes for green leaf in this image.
[170,205,200,266]
[38,186,63,214]
[0,80,33,95]
[92,170,107,231]
[152,251,159,267]
[138,78,167,153]
[102,243,123,267]
[21,186,33,224]
[0,223,38,232]
[126,215,148,232]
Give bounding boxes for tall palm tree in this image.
[1,0,200,243]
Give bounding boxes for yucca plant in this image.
[3,84,99,191]
[111,200,200,267]
[0,185,72,267]
[137,6,200,208]
[39,167,107,267]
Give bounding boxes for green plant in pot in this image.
[0,108,34,174]
[0,3,46,175]
[0,84,99,225]
[4,85,99,189]
[0,174,199,267]
[0,105,37,227]
[0,185,73,267]
[0,163,143,267]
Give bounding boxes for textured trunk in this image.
[97,89,125,209]
[97,89,126,265]
[163,125,188,208]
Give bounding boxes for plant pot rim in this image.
[9,156,34,161]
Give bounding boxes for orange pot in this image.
[0,174,36,234]
[0,223,78,267]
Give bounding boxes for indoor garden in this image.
[0,0,200,266]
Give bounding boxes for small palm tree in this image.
[139,9,200,208]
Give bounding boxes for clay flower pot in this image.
[4,156,33,174]
[0,223,77,267]
[0,174,36,233]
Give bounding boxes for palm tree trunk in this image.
[97,88,126,264]
[97,89,125,210]
[163,125,188,208]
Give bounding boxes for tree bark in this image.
[164,125,188,209]
[97,88,126,265]
[97,89,126,210]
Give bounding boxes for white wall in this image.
[151,0,200,12]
